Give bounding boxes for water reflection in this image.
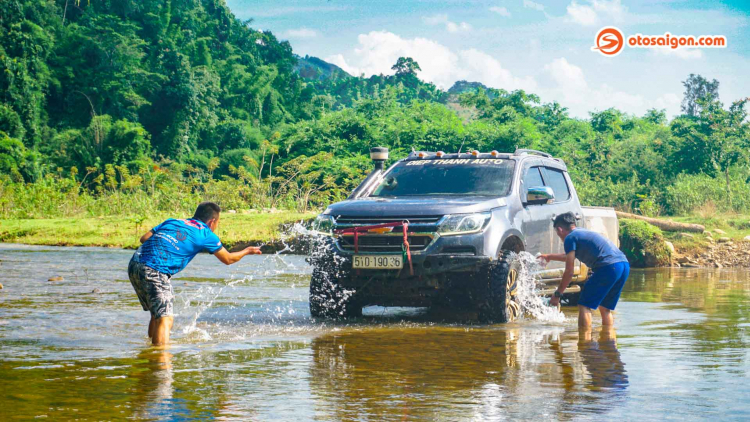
[309,325,629,420]
[131,349,176,420]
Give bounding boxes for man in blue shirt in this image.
[128,202,261,346]
[540,212,630,329]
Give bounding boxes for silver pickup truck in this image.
[309,147,619,322]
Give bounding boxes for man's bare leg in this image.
[599,306,614,326]
[578,305,593,329]
[148,316,156,338]
[152,316,174,346]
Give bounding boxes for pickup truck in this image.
[308,147,619,322]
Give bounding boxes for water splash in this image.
[510,252,567,324]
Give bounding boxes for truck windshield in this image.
[370,159,516,197]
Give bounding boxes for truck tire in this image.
[561,291,580,307]
[309,261,362,319]
[478,251,521,323]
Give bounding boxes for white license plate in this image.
[353,255,403,269]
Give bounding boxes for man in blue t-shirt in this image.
[128,202,261,346]
[539,212,630,329]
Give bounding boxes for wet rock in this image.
[715,262,723,269]
[718,237,731,243]
[91,288,101,294]
[714,229,727,235]
[48,276,64,282]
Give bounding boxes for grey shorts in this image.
[128,259,174,318]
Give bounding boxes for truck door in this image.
[541,167,582,272]
[520,166,553,257]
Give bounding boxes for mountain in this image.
[294,55,351,81]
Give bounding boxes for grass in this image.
[0,211,317,250]
[660,214,750,255]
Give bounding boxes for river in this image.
[1,243,748,420]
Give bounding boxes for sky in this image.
[226,0,750,118]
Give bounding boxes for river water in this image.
[0,243,748,420]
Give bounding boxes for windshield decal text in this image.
[406,159,506,166]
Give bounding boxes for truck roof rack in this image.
[513,149,553,158]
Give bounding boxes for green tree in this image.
[681,73,719,117]
[391,57,421,76]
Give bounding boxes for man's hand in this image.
[538,254,550,266]
[243,246,262,255]
[550,295,560,307]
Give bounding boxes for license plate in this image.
[353,255,403,269]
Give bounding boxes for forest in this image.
[1,0,749,220]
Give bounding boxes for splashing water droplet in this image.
[509,252,567,323]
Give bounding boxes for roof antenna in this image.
[457,141,465,155]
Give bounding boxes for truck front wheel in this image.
[478,251,521,323]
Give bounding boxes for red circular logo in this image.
[592,27,624,56]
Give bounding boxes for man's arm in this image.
[540,253,567,263]
[550,251,576,306]
[213,246,262,265]
[140,230,154,244]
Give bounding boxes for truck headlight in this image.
[438,212,491,235]
[311,214,334,236]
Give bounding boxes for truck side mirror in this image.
[526,186,555,205]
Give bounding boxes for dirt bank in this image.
[674,237,750,268]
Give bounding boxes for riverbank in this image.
[0,211,317,251]
[1,213,749,267]
[664,215,750,268]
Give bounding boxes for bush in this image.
[664,172,750,215]
[619,219,672,267]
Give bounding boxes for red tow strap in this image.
[335,221,414,276]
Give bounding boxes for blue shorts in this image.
[579,261,630,310]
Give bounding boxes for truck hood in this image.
[324,196,507,217]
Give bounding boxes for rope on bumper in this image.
[334,221,414,275]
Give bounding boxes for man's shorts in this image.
[128,259,174,318]
[579,261,630,310]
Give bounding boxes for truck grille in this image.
[335,215,443,226]
[338,234,434,252]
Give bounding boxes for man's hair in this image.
[193,202,221,223]
[553,212,577,229]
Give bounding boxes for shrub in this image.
[619,219,672,267]
[664,172,750,215]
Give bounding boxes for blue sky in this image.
[227,0,750,118]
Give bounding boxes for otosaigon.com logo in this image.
[592,27,726,57]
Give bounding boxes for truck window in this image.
[523,167,545,191]
[543,168,571,201]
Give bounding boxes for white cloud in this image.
[542,57,681,117]
[325,54,361,76]
[565,0,626,26]
[423,14,472,33]
[490,6,512,17]
[523,0,546,12]
[325,31,536,92]
[651,48,703,60]
[283,28,318,38]
[566,2,598,26]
